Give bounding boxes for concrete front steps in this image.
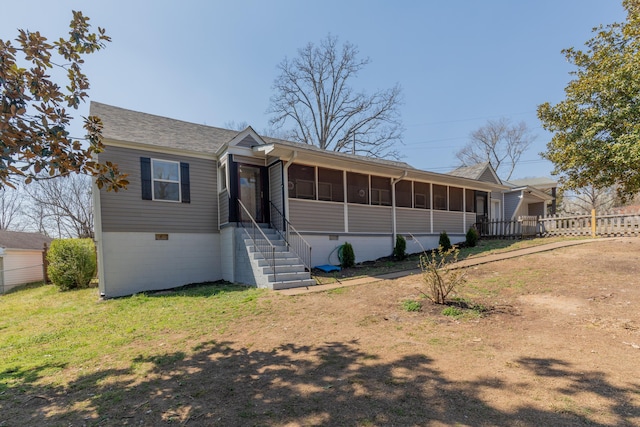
[243,228,315,290]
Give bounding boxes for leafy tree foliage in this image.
[538,0,640,200]
[0,10,127,190]
[455,118,534,181]
[268,35,404,158]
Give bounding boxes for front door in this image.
[239,164,264,223]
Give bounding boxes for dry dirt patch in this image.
[6,238,640,426]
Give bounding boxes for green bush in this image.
[340,242,355,268]
[47,238,96,291]
[465,227,479,247]
[402,299,422,312]
[393,234,407,260]
[439,231,452,251]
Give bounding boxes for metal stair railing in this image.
[269,201,312,271]
[237,199,277,281]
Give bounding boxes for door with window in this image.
[238,164,265,223]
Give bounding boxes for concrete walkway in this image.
[276,238,602,296]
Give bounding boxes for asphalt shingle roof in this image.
[0,230,52,250]
[90,102,239,155]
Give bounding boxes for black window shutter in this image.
[140,157,152,200]
[180,162,190,203]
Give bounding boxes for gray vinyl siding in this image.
[348,204,392,233]
[465,212,476,229]
[433,211,464,234]
[237,134,258,148]
[99,145,218,233]
[219,190,229,225]
[289,199,344,232]
[396,208,430,233]
[479,168,499,184]
[269,162,284,216]
[504,192,521,220]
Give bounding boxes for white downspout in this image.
[391,171,408,246]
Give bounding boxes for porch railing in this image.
[474,216,542,239]
[269,201,312,271]
[237,199,277,281]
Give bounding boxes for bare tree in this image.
[456,118,535,181]
[0,187,25,230]
[23,174,93,238]
[560,185,616,214]
[268,35,404,158]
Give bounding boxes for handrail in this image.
[237,199,277,281]
[269,201,312,271]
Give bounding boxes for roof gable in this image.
[227,127,267,149]
[448,163,502,184]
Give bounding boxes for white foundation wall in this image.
[99,232,222,298]
[303,233,466,267]
[220,226,236,282]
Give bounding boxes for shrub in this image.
[340,242,355,268]
[442,306,463,317]
[465,227,479,247]
[47,238,96,291]
[393,234,407,260]
[402,299,422,312]
[439,231,452,251]
[419,246,466,304]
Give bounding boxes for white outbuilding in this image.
[0,230,52,294]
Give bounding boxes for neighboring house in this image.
[0,230,52,294]
[92,102,512,298]
[449,163,556,221]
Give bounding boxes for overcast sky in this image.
[2,1,628,180]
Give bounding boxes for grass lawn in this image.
[4,236,626,427]
[0,282,268,390]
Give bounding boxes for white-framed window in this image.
[152,159,181,201]
[220,163,227,191]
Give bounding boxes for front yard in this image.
[1,237,639,426]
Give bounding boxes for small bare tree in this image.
[419,246,467,305]
[561,184,616,214]
[24,174,93,238]
[0,187,25,230]
[268,34,404,159]
[456,118,535,181]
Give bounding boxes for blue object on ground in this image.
[314,264,341,273]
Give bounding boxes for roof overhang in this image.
[255,143,507,192]
[509,186,554,201]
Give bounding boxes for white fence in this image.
[475,210,640,239]
[540,211,640,237]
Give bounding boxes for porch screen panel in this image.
[371,176,392,206]
[288,164,315,200]
[347,172,369,204]
[318,167,344,202]
[449,187,464,212]
[433,184,447,210]
[465,189,475,212]
[414,182,430,209]
[395,180,412,208]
